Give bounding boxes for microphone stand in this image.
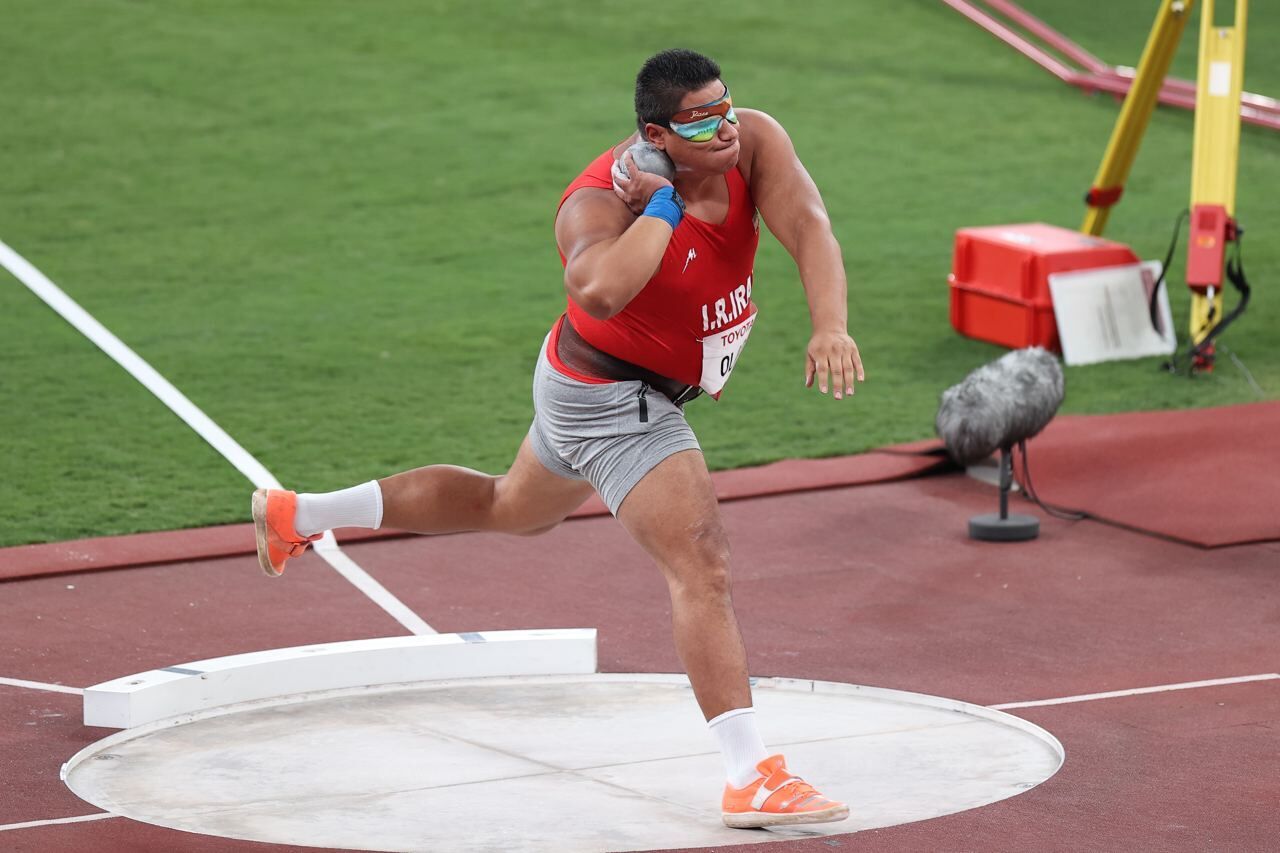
[969,444,1040,542]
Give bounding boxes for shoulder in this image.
[555,187,634,262]
[737,107,786,134]
[735,108,794,186]
[556,140,641,254]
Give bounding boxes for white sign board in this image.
[1048,261,1176,366]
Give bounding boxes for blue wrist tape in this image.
[641,186,685,230]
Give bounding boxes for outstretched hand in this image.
[805,330,864,400]
[611,151,674,215]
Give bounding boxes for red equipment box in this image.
[948,222,1139,351]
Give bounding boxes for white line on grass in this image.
[990,673,1280,710]
[0,813,117,832]
[0,244,278,489]
[0,676,84,696]
[0,239,435,636]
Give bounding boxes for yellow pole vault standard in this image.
[1186,0,1247,368]
[1081,0,1195,237]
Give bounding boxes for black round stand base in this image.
[969,513,1040,542]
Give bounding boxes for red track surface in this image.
[1028,401,1280,547]
[3,410,1278,852]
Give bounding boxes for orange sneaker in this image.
[251,489,319,577]
[721,754,849,829]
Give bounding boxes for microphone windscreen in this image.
[936,347,1064,466]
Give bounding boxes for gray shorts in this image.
[527,335,702,515]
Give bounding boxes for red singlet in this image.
[550,148,761,392]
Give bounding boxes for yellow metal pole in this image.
[1081,0,1195,237]
[1187,0,1247,361]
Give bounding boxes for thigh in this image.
[614,448,730,579]
[490,436,597,534]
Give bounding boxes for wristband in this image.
[641,185,685,230]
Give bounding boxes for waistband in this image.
[555,317,703,406]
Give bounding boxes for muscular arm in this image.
[556,186,672,320]
[741,109,865,396]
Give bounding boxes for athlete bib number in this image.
[699,306,757,399]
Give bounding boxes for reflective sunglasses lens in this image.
[674,117,722,142]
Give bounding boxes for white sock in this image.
[708,707,771,789]
[293,481,383,537]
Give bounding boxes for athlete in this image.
[253,48,863,828]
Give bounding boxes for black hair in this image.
[634,49,722,132]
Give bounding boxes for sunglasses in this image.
[668,86,738,143]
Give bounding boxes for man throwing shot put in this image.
[253,48,863,828]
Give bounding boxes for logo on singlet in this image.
[683,248,697,274]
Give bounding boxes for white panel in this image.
[1208,61,1232,97]
[1048,261,1175,366]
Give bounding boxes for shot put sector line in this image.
[0,239,435,636]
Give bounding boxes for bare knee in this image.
[671,558,733,602]
[666,520,733,599]
[513,520,561,537]
[465,473,501,521]
[489,472,575,536]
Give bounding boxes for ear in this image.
[642,123,668,149]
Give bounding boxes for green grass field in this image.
[2,1,1276,547]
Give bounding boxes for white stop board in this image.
[1049,261,1175,366]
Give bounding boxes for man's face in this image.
[645,79,741,175]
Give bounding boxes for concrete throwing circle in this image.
[64,674,1063,852]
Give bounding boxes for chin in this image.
[706,141,741,173]
[672,142,740,176]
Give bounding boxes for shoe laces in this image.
[775,776,824,809]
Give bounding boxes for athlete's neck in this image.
[674,170,727,201]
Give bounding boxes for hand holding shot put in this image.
[611,142,676,214]
[252,49,861,829]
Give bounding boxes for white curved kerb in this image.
[80,629,598,729]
